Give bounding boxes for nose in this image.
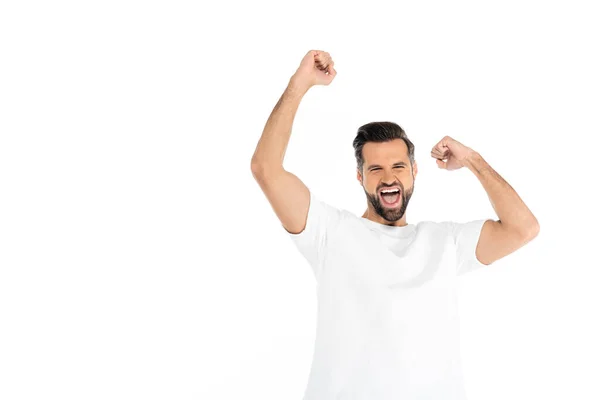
[382,170,399,185]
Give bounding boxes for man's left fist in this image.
[430,136,475,171]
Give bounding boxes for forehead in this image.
[362,139,409,163]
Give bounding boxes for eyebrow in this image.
[367,161,408,170]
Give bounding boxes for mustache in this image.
[377,183,403,192]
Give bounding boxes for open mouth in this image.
[379,188,401,207]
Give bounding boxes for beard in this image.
[364,181,414,223]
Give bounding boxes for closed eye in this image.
[371,166,404,171]
[369,165,405,171]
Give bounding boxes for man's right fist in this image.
[291,50,336,90]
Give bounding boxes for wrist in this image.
[463,150,486,171]
[288,75,311,94]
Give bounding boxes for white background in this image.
[1,0,599,399]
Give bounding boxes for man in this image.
[250,49,539,400]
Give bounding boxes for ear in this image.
[356,168,363,185]
[412,161,418,179]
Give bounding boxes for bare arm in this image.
[251,50,336,234]
[432,136,540,265]
[251,80,308,170]
[463,151,539,237]
[251,80,311,234]
[463,151,539,264]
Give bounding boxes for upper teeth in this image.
[381,189,399,194]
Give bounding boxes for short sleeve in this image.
[285,190,344,281]
[448,219,491,276]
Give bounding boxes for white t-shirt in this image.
[287,190,490,400]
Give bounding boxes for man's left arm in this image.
[432,136,540,265]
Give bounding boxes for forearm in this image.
[463,151,539,237]
[251,78,309,172]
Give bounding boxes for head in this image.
[353,121,417,223]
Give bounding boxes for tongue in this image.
[382,193,400,204]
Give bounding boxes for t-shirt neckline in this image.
[360,216,416,238]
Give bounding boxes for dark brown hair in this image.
[352,121,415,173]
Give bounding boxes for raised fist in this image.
[291,50,336,90]
[430,136,476,171]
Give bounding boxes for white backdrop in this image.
[1,1,599,399]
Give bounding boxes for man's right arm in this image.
[250,78,312,234]
[251,50,336,235]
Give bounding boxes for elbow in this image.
[522,218,540,241]
[251,158,262,177]
[504,217,539,242]
[251,158,284,180]
[250,156,268,178]
[251,164,266,183]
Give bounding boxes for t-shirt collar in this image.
[360,216,416,238]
